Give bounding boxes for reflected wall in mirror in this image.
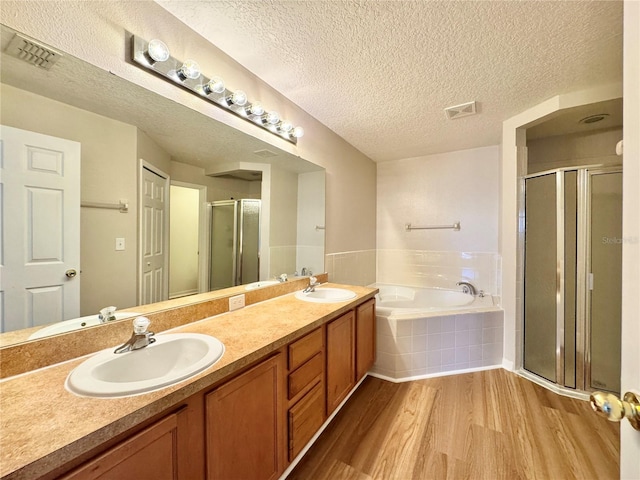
[0,25,325,342]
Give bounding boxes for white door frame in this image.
[170,180,209,294]
[138,159,170,304]
[620,1,640,477]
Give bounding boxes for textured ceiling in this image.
[155,0,623,162]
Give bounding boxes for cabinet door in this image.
[356,299,376,381]
[326,311,355,414]
[205,354,284,480]
[62,410,187,480]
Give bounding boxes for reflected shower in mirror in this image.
[0,24,325,342]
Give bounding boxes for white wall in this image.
[376,145,501,294]
[527,127,623,173]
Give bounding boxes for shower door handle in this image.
[590,391,640,430]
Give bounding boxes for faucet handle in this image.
[133,316,151,334]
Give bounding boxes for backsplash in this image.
[325,249,376,286]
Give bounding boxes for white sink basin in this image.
[66,333,224,398]
[295,287,357,303]
[28,312,141,340]
[245,280,280,290]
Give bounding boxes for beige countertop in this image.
[0,283,377,479]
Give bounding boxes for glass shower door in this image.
[524,173,558,382]
[588,171,622,393]
[210,201,237,290]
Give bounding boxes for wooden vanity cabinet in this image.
[356,298,376,381]
[55,296,375,480]
[205,353,285,480]
[61,408,191,480]
[286,328,325,462]
[326,310,356,414]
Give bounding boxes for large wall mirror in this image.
[0,25,325,344]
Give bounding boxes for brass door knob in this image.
[65,269,78,278]
[590,391,640,430]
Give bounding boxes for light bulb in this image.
[204,76,225,95]
[292,126,305,138]
[246,102,265,116]
[227,90,248,106]
[279,121,293,133]
[264,111,280,125]
[147,39,170,63]
[177,59,201,80]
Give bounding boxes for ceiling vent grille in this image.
[444,101,477,120]
[5,33,62,70]
[253,149,278,158]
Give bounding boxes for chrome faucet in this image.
[301,267,313,276]
[278,273,288,282]
[114,317,156,354]
[303,276,320,293]
[456,281,477,296]
[98,306,117,323]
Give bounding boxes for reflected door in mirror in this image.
[210,199,260,290]
[0,126,80,332]
[140,166,169,304]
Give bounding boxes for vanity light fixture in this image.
[263,111,280,125]
[132,35,304,144]
[177,59,201,81]
[146,39,170,63]
[278,120,293,134]
[226,90,248,107]
[203,76,225,95]
[245,102,265,116]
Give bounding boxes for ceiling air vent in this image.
[5,33,62,70]
[253,149,278,158]
[444,101,477,120]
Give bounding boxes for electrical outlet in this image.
[229,294,245,311]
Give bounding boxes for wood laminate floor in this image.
[288,369,619,480]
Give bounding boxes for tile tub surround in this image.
[377,249,502,298]
[371,310,504,380]
[0,282,377,480]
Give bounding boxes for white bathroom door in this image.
[0,125,81,332]
[139,163,169,305]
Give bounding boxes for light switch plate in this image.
[115,237,125,251]
[229,294,245,311]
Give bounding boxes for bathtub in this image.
[374,284,496,320]
[370,284,503,381]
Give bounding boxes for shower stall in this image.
[523,166,622,394]
[209,199,261,290]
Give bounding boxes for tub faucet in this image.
[114,317,155,354]
[98,306,117,323]
[303,276,320,293]
[456,281,477,296]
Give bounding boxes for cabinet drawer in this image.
[288,352,322,399]
[288,382,324,461]
[288,328,322,371]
